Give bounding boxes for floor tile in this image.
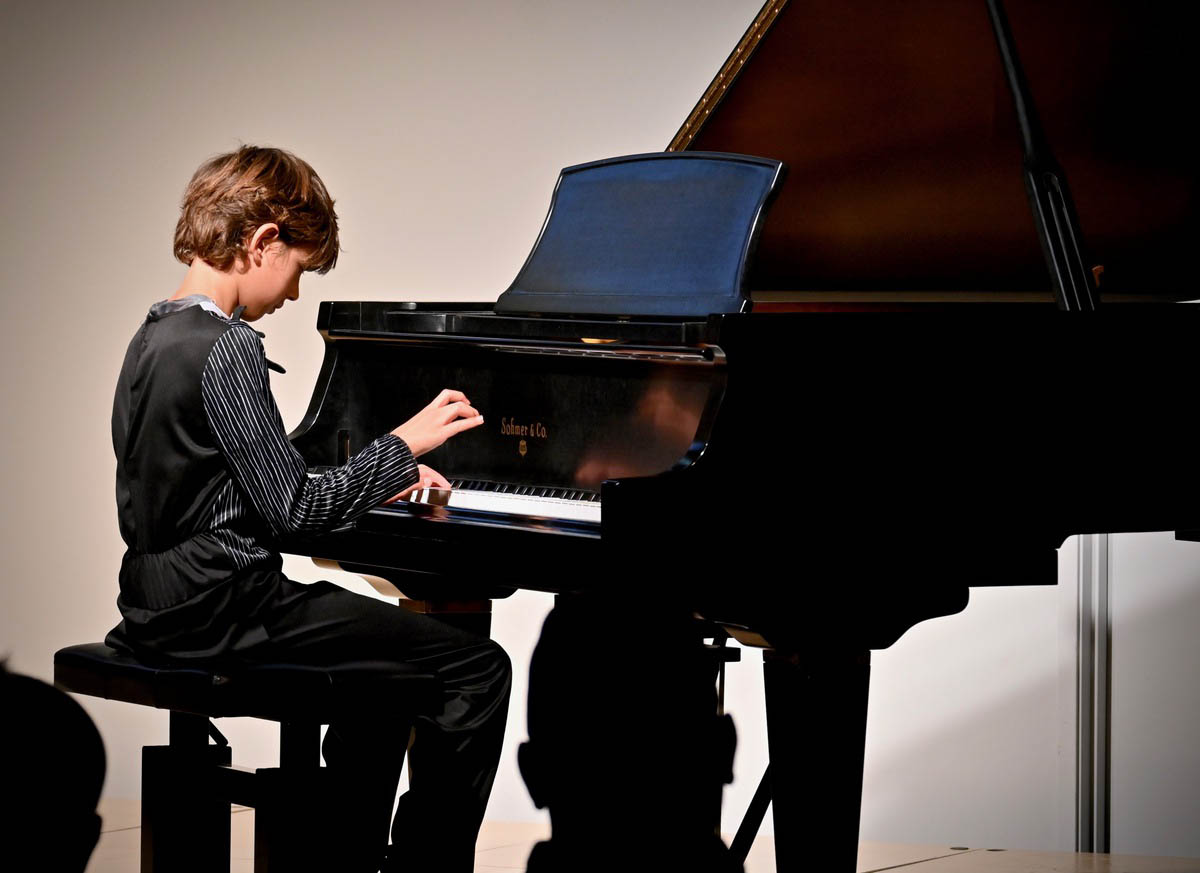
[85,827,140,873]
[473,838,539,869]
[476,819,550,852]
[857,840,974,871]
[900,848,1200,873]
[735,835,971,873]
[82,804,1200,873]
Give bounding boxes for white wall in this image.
[2,0,1197,858]
[1111,532,1200,857]
[860,581,1068,851]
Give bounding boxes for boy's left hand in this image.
[386,464,451,503]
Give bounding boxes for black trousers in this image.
[110,571,512,873]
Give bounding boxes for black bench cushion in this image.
[54,643,441,723]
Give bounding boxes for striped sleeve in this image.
[201,324,419,537]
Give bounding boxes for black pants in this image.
[110,571,512,873]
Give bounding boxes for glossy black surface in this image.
[605,306,1200,647]
[293,310,724,494]
[286,301,727,598]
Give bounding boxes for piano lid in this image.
[670,0,1199,300]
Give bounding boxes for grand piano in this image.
[282,1,1200,870]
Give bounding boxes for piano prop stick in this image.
[984,0,1098,311]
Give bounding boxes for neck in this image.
[172,258,240,315]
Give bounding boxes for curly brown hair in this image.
[173,146,340,274]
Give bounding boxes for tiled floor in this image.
[83,802,554,873]
[901,850,1200,873]
[83,799,1200,873]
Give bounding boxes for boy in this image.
[106,145,510,873]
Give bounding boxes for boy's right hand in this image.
[392,389,484,456]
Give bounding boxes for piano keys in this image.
[309,471,603,526]
[405,481,602,525]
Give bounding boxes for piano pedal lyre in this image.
[695,616,743,717]
[697,619,779,861]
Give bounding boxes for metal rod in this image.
[1077,534,1111,851]
[984,0,1098,311]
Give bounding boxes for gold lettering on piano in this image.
[500,417,549,440]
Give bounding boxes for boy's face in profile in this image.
[240,236,314,321]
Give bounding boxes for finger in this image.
[445,414,485,436]
[386,485,413,504]
[428,469,451,489]
[437,401,480,422]
[431,389,468,408]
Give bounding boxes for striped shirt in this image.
[112,297,419,612]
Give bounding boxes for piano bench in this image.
[53,642,442,873]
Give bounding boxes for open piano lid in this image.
[669,0,1199,301]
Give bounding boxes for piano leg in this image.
[764,648,870,873]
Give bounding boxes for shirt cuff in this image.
[373,432,420,495]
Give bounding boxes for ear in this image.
[518,741,550,809]
[246,223,281,264]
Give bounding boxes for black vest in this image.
[112,303,277,617]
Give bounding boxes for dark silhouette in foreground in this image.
[519,600,742,872]
[1,663,106,872]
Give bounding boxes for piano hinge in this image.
[488,344,710,363]
[667,0,790,151]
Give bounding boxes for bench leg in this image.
[142,713,232,873]
[253,766,337,873]
[251,721,337,873]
